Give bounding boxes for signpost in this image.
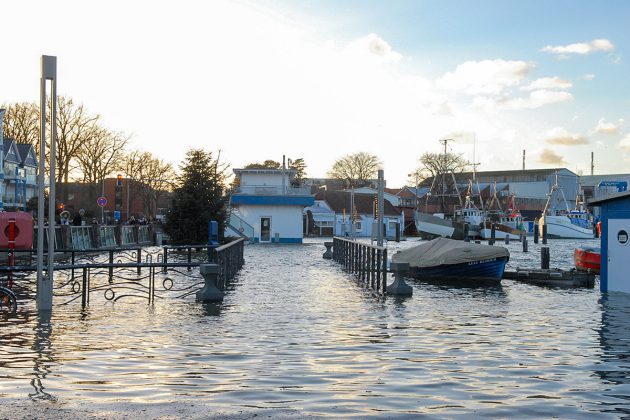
[97,196,107,207]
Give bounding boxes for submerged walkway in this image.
[0,238,628,418]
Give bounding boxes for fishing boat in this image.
[454,180,485,238]
[392,237,509,285]
[480,193,526,240]
[539,179,594,239]
[574,246,601,274]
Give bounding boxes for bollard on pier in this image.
[534,224,539,244]
[196,264,224,302]
[323,241,333,259]
[522,237,528,253]
[542,224,548,244]
[386,261,413,296]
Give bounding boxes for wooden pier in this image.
[503,268,595,288]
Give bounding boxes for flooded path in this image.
[1,238,629,418]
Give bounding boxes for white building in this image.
[305,190,404,239]
[228,168,314,243]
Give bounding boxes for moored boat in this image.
[414,211,465,240]
[574,246,600,274]
[392,237,509,285]
[539,179,594,239]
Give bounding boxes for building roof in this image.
[3,138,37,167]
[234,168,297,176]
[588,190,630,206]
[580,174,630,187]
[315,190,401,216]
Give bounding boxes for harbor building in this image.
[418,168,580,219]
[304,190,404,239]
[229,168,314,243]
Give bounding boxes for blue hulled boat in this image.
[392,237,509,285]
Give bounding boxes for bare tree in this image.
[328,152,382,187]
[125,151,176,217]
[1,102,40,145]
[55,97,100,183]
[75,127,129,203]
[414,152,470,184]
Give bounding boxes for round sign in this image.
[618,230,628,245]
[97,196,107,207]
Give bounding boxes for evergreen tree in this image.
[164,149,228,244]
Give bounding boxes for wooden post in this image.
[534,223,539,244]
[541,246,550,269]
[542,224,548,244]
[522,237,528,253]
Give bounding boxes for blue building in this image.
[589,191,630,294]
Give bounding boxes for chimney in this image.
[591,152,594,176]
[522,150,526,171]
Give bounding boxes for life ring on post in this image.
[0,212,34,249]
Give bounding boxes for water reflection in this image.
[0,239,628,418]
[30,311,55,401]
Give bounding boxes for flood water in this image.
[1,238,630,418]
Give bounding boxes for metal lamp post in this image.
[36,55,57,311]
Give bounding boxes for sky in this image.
[2,0,630,186]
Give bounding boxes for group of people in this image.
[59,209,87,226]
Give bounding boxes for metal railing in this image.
[211,238,245,290]
[332,237,387,295]
[227,210,255,240]
[233,185,311,196]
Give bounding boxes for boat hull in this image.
[539,216,594,239]
[415,212,455,239]
[574,247,600,274]
[479,222,526,240]
[407,256,508,285]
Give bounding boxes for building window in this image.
[388,220,398,230]
[355,221,362,231]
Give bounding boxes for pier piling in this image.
[542,224,548,244]
[504,235,510,245]
[523,237,528,252]
[534,224,539,244]
[541,247,550,269]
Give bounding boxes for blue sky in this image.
[1,0,629,186]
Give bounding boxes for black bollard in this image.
[489,223,496,245]
[534,223,539,244]
[541,246,550,269]
[504,234,510,245]
[522,237,528,253]
[542,224,548,244]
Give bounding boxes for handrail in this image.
[332,236,387,294]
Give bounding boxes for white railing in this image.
[233,185,311,196]
[227,211,255,240]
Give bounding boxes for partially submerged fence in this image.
[32,225,154,251]
[332,236,387,295]
[0,238,247,310]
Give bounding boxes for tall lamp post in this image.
[36,55,57,312]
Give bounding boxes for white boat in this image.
[414,211,456,239]
[538,180,594,239]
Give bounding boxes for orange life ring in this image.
[0,212,34,249]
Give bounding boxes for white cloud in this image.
[437,59,532,95]
[544,127,587,145]
[541,38,615,55]
[521,76,572,91]
[538,148,566,165]
[619,134,630,151]
[582,73,596,80]
[594,118,623,135]
[345,33,402,63]
[502,90,573,110]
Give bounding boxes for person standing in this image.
[72,209,85,226]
